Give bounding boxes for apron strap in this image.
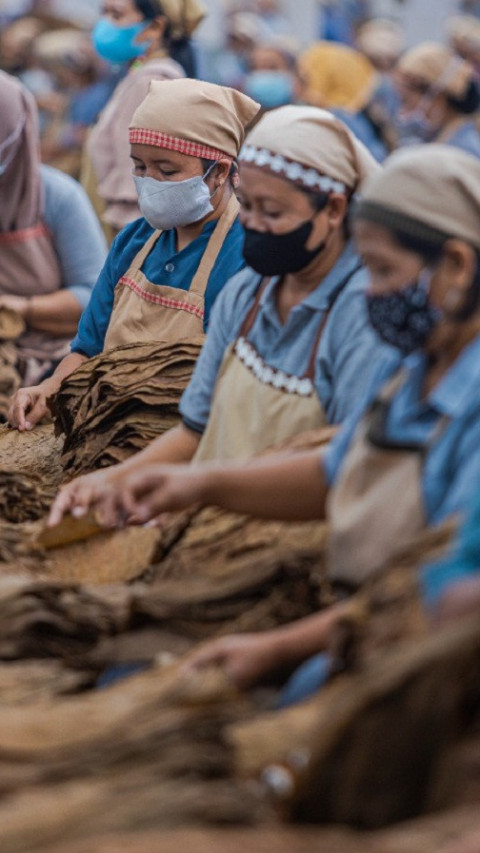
[305,261,363,381]
[367,367,451,453]
[189,193,240,297]
[237,276,271,339]
[129,228,163,273]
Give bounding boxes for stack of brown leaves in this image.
[51,340,203,476]
[0,471,55,523]
[0,665,266,853]
[0,307,25,421]
[0,423,64,492]
[0,521,45,573]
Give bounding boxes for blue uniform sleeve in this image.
[70,222,141,357]
[319,269,401,424]
[180,268,261,433]
[41,166,107,310]
[420,484,480,608]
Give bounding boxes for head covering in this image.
[129,78,260,161]
[0,70,41,232]
[356,18,405,67]
[355,144,480,251]
[227,12,268,44]
[34,29,97,75]
[239,105,380,194]
[298,41,378,112]
[158,0,206,39]
[397,42,474,100]
[446,15,480,54]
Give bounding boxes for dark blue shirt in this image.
[71,214,246,357]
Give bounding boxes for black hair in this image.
[447,78,480,115]
[300,187,352,238]
[391,225,480,321]
[201,157,238,188]
[356,202,480,321]
[133,0,198,77]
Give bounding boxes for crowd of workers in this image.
[1,0,480,739]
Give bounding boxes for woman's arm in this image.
[16,290,83,337]
[112,448,329,524]
[48,447,329,528]
[183,600,354,690]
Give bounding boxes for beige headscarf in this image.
[160,0,206,39]
[34,28,98,75]
[356,18,405,67]
[446,15,480,54]
[0,71,42,232]
[239,105,380,194]
[129,78,260,160]
[397,42,474,100]
[355,144,480,251]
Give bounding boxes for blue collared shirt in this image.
[324,332,480,526]
[180,243,393,433]
[71,214,245,357]
[444,121,480,159]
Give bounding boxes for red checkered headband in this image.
[129,78,260,163]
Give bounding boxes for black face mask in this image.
[242,219,327,276]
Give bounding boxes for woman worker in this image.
[396,42,480,156]
[0,71,107,386]
[8,77,259,429]
[85,0,205,236]
[48,105,392,516]
[49,145,480,696]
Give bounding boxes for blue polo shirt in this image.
[71,214,245,357]
[324,331,480,526]
[180,242,394,432]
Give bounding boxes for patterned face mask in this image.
[366,269,443,355]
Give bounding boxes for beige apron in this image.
[0,223,69,385]
[103,194,239,351]
[194,266,360,462]
[327,369,450,588]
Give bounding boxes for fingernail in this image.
[25,422,32,430]
[72,506,86,518]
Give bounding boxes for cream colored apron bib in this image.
[103,194,239,350]
[0,222,69,384]
[194,266,360,462]
[327,369,449,587]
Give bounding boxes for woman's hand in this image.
[182,632,283,691]
[7,380,58,431]
[48,468,124,528]
[115,464,210,524]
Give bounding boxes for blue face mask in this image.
[92,18,149,65]
[243,70,294,110]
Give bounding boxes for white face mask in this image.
[133,162,218,230]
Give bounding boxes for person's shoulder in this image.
[41,165,93,227]
[129,56,184,85]
[211,266,264,318]
[40,163,84,198]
